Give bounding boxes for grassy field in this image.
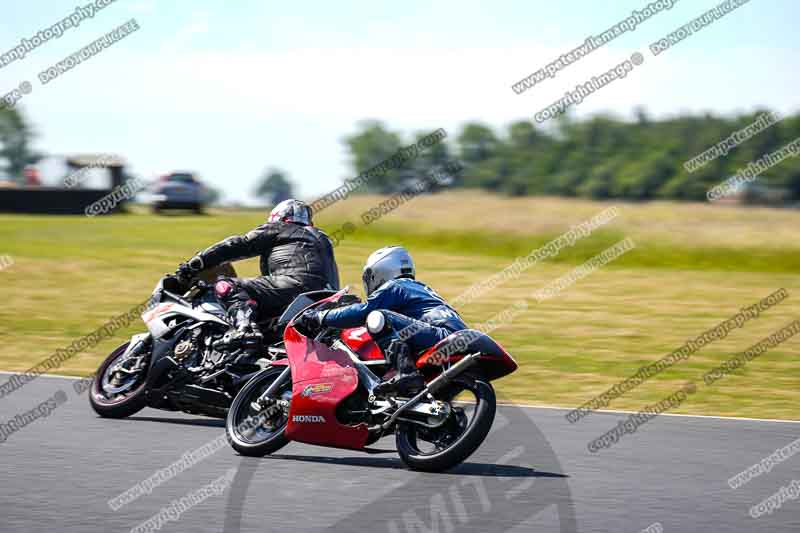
[1,191,798,419]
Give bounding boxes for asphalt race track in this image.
[1,374,798,533]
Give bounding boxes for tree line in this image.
[5,105,799,204]
[342,111,800,202]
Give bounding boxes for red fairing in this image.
[416,337,518,382]
[283,300,369,450]
[341,327,384,361]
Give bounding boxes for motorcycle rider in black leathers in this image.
[177,199,340,350]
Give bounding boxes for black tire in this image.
[89,342,149,419]
[396,375,496,472]
[226,367,292,457]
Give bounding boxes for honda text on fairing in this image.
[88,264,297,419]
[226,287,517,472]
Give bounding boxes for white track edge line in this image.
[2,370,797,424]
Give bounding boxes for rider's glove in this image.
[296,309,326,333]
[176,254,205,281]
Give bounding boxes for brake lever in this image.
[184,280,208,301]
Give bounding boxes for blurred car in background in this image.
[152,171,207,213]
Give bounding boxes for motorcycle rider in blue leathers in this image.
[299,246,467,395]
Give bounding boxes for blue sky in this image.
[1,0,797,203]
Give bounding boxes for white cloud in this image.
[54,41,797,125]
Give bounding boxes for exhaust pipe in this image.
[381,352,481,430]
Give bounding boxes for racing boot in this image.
[373,339,424,397]
[230,303,264,357]
[214,280,264,356]
[213,324,264,356]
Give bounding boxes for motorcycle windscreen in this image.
[283,326,369,449]
[276,290,339,327]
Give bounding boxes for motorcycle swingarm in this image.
[371,399,451,428]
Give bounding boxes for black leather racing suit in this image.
[198,221,340,319]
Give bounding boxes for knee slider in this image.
[367,311,390,336]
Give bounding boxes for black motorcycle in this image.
[89,264,301,419]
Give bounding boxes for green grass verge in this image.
[1,195,798,420]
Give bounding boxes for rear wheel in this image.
[89,341,150,419]
[396,374,496,472]
[226,367,292,457]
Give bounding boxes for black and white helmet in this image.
[268,199,313,226]
[362,246,415,296]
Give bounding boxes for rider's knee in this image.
[215,279,236,300]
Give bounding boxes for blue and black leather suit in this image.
[322,278,467,354]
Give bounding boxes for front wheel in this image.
[396,375,496,472]
[89,340,150,419]
[226,366,292,457]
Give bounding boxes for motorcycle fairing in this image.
[415,329,518,381]
[341,327,384,361]
[283,297,369,450]
[142,302,228,339]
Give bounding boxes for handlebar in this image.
[183,280,208,300]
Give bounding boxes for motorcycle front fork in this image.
[253,366,292,410]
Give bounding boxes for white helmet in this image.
[268,199,312,226]
[362,246,415,296]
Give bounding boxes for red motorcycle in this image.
[225,287,517,472]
